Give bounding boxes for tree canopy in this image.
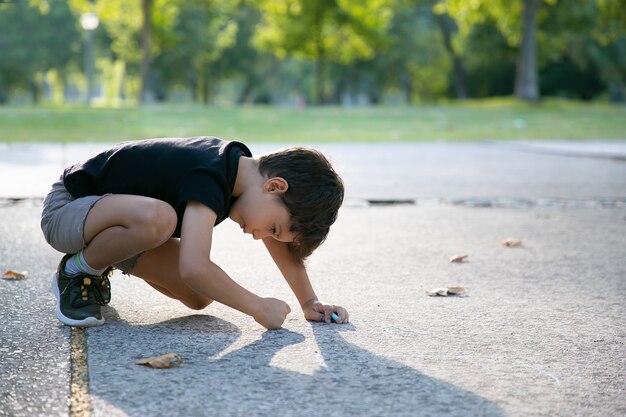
[0,0,623,105]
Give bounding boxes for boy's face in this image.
[229,177,296,243]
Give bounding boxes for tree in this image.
[69,0,179,103]
[212,1,275,105]
[153,0,237,103]
[0,0,81,103]
[369,1,453,103]
[435,0,557,101]
[594,0,626,101]
[389,0,467,101]
[548,0,626,101]
[435,12,468,99]
[254,0,394,104]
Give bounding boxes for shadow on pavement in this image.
[310,323,504,416]
[87,311,503,417]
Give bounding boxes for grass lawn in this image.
[0,98,624,143]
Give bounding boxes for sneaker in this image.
[51,254,113,327]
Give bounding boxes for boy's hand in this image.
[254,297,291,330]
[303,300,349,324]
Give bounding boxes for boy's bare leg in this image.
[81,195,177,270]
[131,239,214,310]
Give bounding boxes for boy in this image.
[40,136,348,330]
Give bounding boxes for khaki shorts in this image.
[40,178,139,274]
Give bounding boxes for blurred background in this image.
[0,0,624,142]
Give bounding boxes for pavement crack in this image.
[70,327,92,417]
[482,140,626,162]
[344,196,626,209]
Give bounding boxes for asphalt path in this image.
[1,141,625,417]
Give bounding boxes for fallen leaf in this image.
[449,255,469,263]
[447,287,466,295]
[135,352,183,369]
[501,238,523,247]
[426,288,449,296]
[426,286,466,297]
[2,270,28,280]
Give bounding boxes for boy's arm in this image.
[179,201,290,329]
[262,237,349,324]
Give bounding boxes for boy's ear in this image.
[263,177,289,194]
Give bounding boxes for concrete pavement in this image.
[1,141,625,416]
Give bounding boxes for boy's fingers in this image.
[324,306,334,323]
[335,307,349,323]
[312,304,349,323]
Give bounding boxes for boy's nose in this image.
[252,230,264,240]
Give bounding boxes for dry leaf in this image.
[2,270,28,280]
[447,287,466,295]
[426,288,450,296]
[426,287,466,297]
[449,255,469,263]
[136,353,183,369]
[501,238,523,247]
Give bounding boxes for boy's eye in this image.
[271,225,278,236]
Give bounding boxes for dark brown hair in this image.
[258,147,344,263]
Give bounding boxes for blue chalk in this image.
[331,312,340,322]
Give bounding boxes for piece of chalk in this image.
[330,312,340,322]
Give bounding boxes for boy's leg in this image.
[82,195,178,269]
[51,194,177,327]
[130,239,214,310]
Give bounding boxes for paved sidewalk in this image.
[1,141,625,416]
[1,140,626,199]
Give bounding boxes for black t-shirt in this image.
[63,136,252,237]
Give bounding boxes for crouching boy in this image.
[40,136,348,329]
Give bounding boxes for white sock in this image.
[64,250,105,276]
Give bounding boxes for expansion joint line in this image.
[70,327,92,417]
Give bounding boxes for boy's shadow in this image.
[307,323,504,416]
[212,323,504,416]
[91,308,503,417]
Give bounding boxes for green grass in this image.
[0,98,624,143]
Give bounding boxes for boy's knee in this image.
[183,297,213,310]
[138,200,177,245]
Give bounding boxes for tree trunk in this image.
[139,0,153,104]
[84,28,96,105]
[331,71,348,105]
[315,50,325,104]
[202,78,210,105]
[313,11,326,105]
[402,68,413,104]
[515,0,539,101]
[0,83,7,104]
[608,82,625,103]
[187,69,197,102]
[436,14,468,100]
[30,77,41,104]
[237,77,255,105]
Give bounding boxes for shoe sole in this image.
[51,273,105,327]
